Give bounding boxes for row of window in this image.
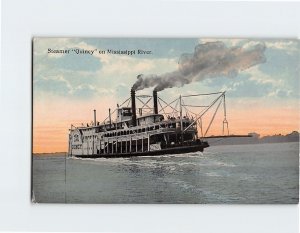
[75,122,195,142]
[72,145,94,150]
[102,122,193,138]
[83,135,97,140]
[103,125,160,137]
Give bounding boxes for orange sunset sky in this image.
[33,38,300,153]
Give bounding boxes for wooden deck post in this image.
[130,136,132,153]
[107,140,109,154]
[136,137,138,152]
[120,139,122,153]
[116,138,118,153]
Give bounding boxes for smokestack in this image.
[131,88,137,126]
[109,108,112,127]
[93,109,96,126]
[153,90,158,114]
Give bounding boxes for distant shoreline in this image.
[33,140,299,155]
[33,152,67,156]
[206,131,299,146]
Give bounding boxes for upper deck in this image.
[73,113,196,137]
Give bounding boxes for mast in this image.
[93,109,96,126]
[179,95,183,142]
[222,92,229,135]
[109,108,112,128]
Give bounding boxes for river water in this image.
[32,142,299,204]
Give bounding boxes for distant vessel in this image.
[67,89,229,158]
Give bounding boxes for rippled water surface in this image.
[32,142,299,203]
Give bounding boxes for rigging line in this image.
[204,98,223,137]
[181,98,206,116]
[182,98,200,118]
[182,106,193,121]
[158,97,179,114]
[222,93,229,136]
[126,99,131,107]
[161,112,176,115]
[182,103,201,135]
[196,92,223,118]
[101,108,117,125]
[183,92,224,132]
[120,97,131,107]
[136,95,152,98]
[182,103,190,118]
[136,96,145,104]
[184,105,206,118]
[140,97,153,110]
[140,108,153,114]
[197,118,204,138]
[64,152,66,203]
[182,92,224,97]
[158,96,179,113]
[182,104,209,108]
[174,99,179,110]
[136,96,152,109]
[171,99,179,117]
[181,98,189,116]
[184,92,225,117]
[159,112,175,115]
[158,99,177,112]
[186,108,199,116]
[158,99,167,116]
[181,102,196,118]
[183,105,193,119]
[181,98,201,135]
[223,94,227,120]
[182,103,189,118]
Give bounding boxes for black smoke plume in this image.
[132,41,266,92]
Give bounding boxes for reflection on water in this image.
[32,142,299,203]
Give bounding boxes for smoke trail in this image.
[132,41,266,92]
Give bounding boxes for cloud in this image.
[34,38,182,100]
[33,38,299,101]
[219,66,296,98]
[199,38,299,54]
[34,38,73,58]
[212,75,272,98]
[247,66,284,87]
[132,41,266,91]
[199,38,246,47]
[51,52,102,71]
[34,75,112,98]
[194,39,298,99]
[71,84,99,98]
[265,40,299,54]
[34,75,72,95]
[195,65,294,99]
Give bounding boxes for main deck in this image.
[69,115,200,157]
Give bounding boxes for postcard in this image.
[32,38,299,203]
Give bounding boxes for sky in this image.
[33,38,299,153]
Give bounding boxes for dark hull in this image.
[73,142,209,158]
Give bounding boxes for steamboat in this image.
[68,89,228,158]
